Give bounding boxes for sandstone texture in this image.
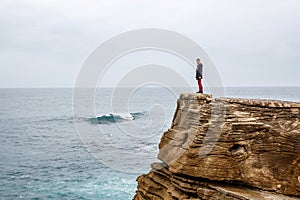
[134,94,300,200]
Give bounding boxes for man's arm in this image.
[196,71,202,79]
[196,64,203,79]
[199,64,203,79]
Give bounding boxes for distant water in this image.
[0,87,299,199]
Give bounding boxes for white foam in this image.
[111,112,134,120]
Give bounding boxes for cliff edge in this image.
[134,93,300,200]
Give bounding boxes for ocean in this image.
[0,87,299,199]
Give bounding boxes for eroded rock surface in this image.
[134,94,300,200]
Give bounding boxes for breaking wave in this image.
[87,112,144,124]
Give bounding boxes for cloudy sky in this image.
[0,0,299,87]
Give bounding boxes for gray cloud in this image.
[0,0,299,87]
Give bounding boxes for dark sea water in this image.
[0,87,299,199]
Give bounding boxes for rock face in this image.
[133,94,300,200]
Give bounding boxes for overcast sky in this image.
[0,0,300,88]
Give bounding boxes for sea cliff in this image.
[133,94,300,200]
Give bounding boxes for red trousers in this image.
[197,79,203,93]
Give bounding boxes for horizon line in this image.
[0,86,300,89]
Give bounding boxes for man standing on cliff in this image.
[195,58,203,93]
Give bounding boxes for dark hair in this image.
[196,58,200,61]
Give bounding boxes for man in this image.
[195,58,203,93]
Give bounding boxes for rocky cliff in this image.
[133,94,300,200]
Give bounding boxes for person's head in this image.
[196,58,201,64]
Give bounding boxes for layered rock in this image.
[134,94,300,200]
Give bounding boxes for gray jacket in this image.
[196,63,203,79]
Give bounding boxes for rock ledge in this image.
[134,94,300,200]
